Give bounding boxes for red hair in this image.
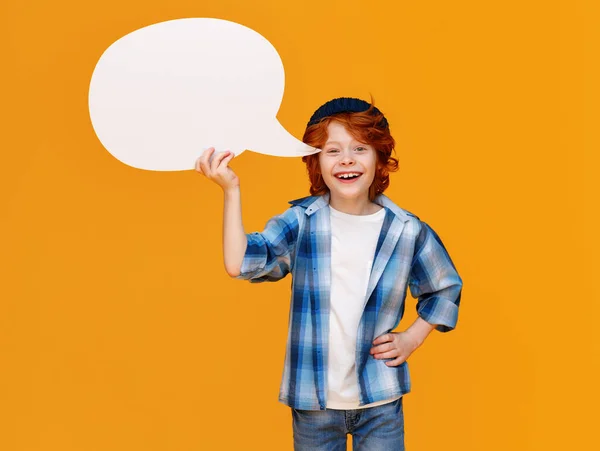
[301,99,399,201]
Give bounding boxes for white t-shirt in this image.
[326,205,403,410]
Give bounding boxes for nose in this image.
[339,150,355,165]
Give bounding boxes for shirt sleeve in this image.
[234,206,301,284]
[408,220,463,332]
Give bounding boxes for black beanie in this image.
[306,97,389,129]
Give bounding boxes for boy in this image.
[196,97,463,450]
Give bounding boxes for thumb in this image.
[215,151,234,171]
[221,151,235,167]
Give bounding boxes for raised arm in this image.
[222,187,247,277]
[195,147,247,277]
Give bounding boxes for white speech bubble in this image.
[88,18,319,171]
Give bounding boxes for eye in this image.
[326,148,339,154]
[355,146,367,152]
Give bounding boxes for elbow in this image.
[225,264,241,278]
[224,256,243,278]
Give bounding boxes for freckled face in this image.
[318,121,378,201]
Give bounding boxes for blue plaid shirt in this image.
[236,193,463,410]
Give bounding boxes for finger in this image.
[200,147,215,174]
[370,342,393,354]
[385,356,407,367]
[201,147,215,162]
[373,349,400,360]
[217,151,235,171]
[372,334,392,345]
[195,156,204,174]
[210,150,230,173]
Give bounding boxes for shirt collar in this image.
[288,192,413,223]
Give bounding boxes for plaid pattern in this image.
[236,193,463,410]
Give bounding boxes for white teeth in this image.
[337,173,361,179]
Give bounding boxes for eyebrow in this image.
[324,140,366,146]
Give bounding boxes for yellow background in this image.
[1,0,598,449]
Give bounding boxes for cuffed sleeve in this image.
[234,206,301,283]
[408,221,463,332]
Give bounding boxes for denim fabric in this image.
[291,397,405,450]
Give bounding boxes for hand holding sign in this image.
[88,18,319,171]
[195,148,240,192]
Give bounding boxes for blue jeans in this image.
[291,397,405,450]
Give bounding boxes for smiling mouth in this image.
[335,172,363,180]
